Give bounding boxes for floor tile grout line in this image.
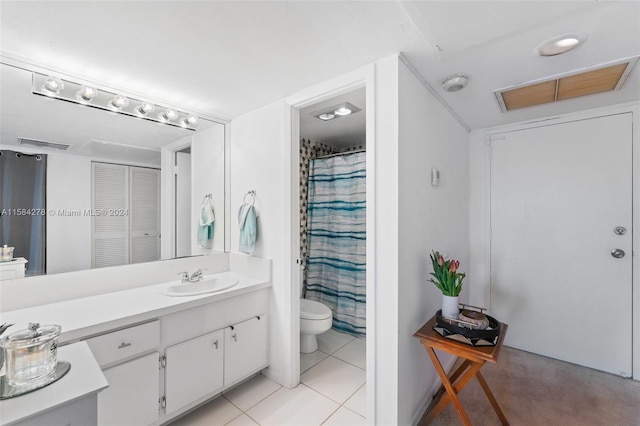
[329,353,366,371]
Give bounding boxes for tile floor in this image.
[170,329,366,426]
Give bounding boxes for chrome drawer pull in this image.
[118,342,132,349]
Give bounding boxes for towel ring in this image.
[202,193,212,203]
[243,190,256,206]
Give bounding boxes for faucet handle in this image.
[177,272,189,283]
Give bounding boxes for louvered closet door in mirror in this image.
[92,162,160,268]
[130,167,160,264]
[92,163,129,268]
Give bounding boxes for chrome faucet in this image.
[190,269,204,282]
[177,269,206,283]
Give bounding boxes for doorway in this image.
[489,113,633,377]
[287,75,375,421]
[175,147,192,257]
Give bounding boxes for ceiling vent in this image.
[495,57,639,112]
[18,137,70,150]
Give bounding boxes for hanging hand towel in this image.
[238,202,257,254]
[197,196,215,247]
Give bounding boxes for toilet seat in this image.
[300,299,332,320]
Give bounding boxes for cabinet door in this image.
[98,352,159,426]
[165,329,224,415]
[224,315,267,386]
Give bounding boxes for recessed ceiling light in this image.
[41,76,64,95]
[318,113,335,121]
[334,106,352,116]
[442,74,468,92]
[76,86,98,102]
[535,33,587,56]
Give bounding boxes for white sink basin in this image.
[162,276,239,297]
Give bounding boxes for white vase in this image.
[441,294,459,319]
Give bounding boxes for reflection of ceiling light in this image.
[136,102,155,115]
[160,109,178,121]
[76,86,98,102]
[318,113,335,121]
[442,74,468,92]
[109,95,129,110]
[535,33,587,56]
[334,106,352,116]
[42,76,64,95]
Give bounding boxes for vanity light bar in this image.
[31,72,199,131]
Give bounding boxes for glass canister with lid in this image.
[0,323,61,385]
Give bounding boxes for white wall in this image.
[191,125,226,254]
[468,102,640,381]
[229,100,289,386]
[397,60,470,425]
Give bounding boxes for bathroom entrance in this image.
[294,87,368,418]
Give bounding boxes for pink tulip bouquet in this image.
[429,250,465,297]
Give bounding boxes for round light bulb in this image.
[42,77,64,95]
[76,86,98,102]
[186,115,198,125]
[136,102,155,115]
[161,109,178,121]
[334,106,352,116]
[110,95,129,110]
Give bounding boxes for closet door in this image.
[130,167,160,264]
[92,163,129,268]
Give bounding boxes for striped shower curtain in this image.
[305,151,366,337]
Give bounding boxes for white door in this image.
[130,166,161,264]
[175,152,192,257]
[164,329,224,415]
[92,163,129,268]
[490,113,632,377]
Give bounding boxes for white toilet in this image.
[300,298,333,353]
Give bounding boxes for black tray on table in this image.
[433,309,501,346]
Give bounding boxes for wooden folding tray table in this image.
[414,314,509,425]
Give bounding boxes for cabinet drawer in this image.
[86,321,160,367]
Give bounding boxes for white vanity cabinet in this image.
[164,329,224,415]
[98,352,160,426]
[224,315,268,386]
[85,321,161,426]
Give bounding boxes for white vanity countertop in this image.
[0,341,108,426]
[0,271,270,344]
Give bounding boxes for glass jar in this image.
[0,323,61,385]
[0,245,14,262]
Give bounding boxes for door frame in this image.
[469,101,640,380]
[283,64,377,421]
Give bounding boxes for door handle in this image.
[611,249,625,259]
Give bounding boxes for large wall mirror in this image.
[0,61,228,279]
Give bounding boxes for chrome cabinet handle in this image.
[213,340,219,349]
[611,249,625,259]
[118,342,132,349]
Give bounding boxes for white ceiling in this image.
[0,1,638,150]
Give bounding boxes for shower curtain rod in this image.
[315,148,366,160]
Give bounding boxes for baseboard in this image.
[410,354,458,426]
